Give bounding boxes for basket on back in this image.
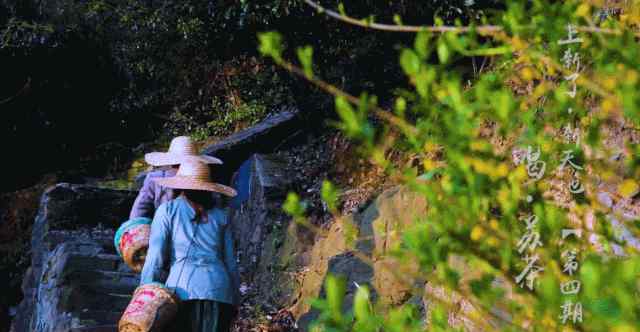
[115,217,152,273]
[119,283,179,332]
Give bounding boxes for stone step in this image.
[58,251,135,275]
[82,252,136,274]
[65,269,139,294]
[69,324,118,332]
[96,253,123,264]
[68,288,132,311]
[65,254,119,272]
[92,269,140,281]
[74,309,123,327]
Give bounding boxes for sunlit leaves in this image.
[297,45,314,79]
[618,179,639,199]
[258,31,284,62]
[414,30,431,59]
[337,3,347,16]
[399,49,420,76]
[353,286,377,331]
[310,275,352,331]
[334,95,375,142]
[321,180,339,213]
[335,96,360,137]
[326,275,346,321]
[394,97,407,117]
[436,38,449,64]
[268,0,640,330]
[283,192,306,219]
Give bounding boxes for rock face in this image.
[224,183,431,329]
[203,107,300,184]
[287,186,532,331]
[229,183,436,329]
[227,154,302,311]
[11,184,138,332]
[292,186,427,328]
[229,154,292,279]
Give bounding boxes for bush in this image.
[268,1,640,330]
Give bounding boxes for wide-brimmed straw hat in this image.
[145,136,222,167]
[153,160,237,197]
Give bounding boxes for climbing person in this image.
[130,136,222,219]
[140,160,240,332]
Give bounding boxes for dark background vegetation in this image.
[0,0,502,191]
[0,0,501,330]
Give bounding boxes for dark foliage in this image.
[1,1,502,192]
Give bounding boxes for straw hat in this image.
[145,136,222,167]
[153,160,237,197]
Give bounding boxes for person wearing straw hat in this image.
[140,159,240,332]
[129,136,222,219]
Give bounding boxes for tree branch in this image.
[303,0,502,35]
[303,0,640,37]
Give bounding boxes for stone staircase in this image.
[10,110,307,332]
[11,184,139,332]
[63,252,139,331]
[30,230,139,332]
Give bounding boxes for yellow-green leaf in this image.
[618,179,639,198]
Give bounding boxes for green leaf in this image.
[335,96,361,137]
[494,90,513,120]
[437,40,449,64]
[283,192,305,217]
[321,180,338,212]
[258,31,284,62]
[393,14,403,25]
[395,97,407,116]
[296,45,314,78]
[400,49,421,76]
[325,274,346,321]
[353,286,371,321]
[414,31,430,59]
[415,68,431,98]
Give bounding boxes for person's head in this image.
[180,189,216,210]
[153,160,238,219]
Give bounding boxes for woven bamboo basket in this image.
[115,218,152,273]
[119,283,179,332]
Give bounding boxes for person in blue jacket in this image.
[140,160,239,332]
[130,136,222,219]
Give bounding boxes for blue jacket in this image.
[140,196,240,305]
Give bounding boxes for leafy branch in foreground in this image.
[267,1,640,331]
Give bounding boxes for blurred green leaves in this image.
[334,95,374,142]
[266,1,640,331]
[297,45,314,79]
[400,49,421,76]
[321,180,339,214]
[258,31,284,63]
[283,192,306,219]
